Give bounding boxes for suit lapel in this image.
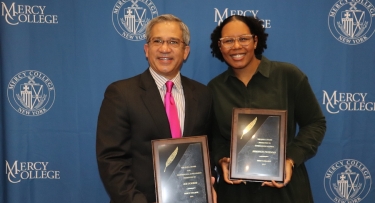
[181,76,198,136]
[139,70,171,139]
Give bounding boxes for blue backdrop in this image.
[1,0,374,202]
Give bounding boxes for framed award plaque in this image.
[152,135,213,203]
[230,108,287,182]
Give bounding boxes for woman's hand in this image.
[211,177,217,203]
[219,157,243,184]
[261,158,294,188]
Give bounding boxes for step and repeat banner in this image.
[1,0,374,202]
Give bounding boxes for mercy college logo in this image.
[6,160,60,183]
[324,159,372,203]
[112,0,158,41]
[7,70,55,116]
[328,0,375,45]
[1,2,58,25]
[214,8,271,27]
[322,90,375,114]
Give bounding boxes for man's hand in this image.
[219,157,243,184]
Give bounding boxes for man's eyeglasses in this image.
[148,38,186,48]
[219,34,253,49]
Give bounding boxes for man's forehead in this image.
[150,22,182,36]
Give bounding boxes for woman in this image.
[208,15,326,202]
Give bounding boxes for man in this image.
[96,14,212,203]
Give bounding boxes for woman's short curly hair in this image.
[210,15,268,62]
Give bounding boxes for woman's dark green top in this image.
[207,56,326,203]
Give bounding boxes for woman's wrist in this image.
[286,158,294,169]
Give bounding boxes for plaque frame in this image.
[152,135,213,203]
[230,108,287,182]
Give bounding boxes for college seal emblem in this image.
[7,70,55,116]
[324,159,372,202]
[112,0,158,41]
[328,1,375,45]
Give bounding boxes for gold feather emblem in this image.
[164,147,178,172]
[240,117,257,139]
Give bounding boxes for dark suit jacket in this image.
[96,69,212,203]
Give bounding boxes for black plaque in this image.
[230,108,287,182]
[152,136,213,203]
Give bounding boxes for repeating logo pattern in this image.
[328,1,375,45]
[322,90,375,114]
[324,159,372,202]
[6,160,60,183]
[112,0,158,41]
[213,7,271,27]
[7,70,55,116]
[1,2,58,25]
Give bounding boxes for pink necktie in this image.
[164,81,181,138]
